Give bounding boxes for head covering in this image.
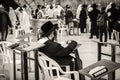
[91,3,98,8]
[111,3,116,8]
[101,7,106,11]
[41,5,46,9]
[82,4,87,8]
[41,21,58,37]
[23,4,27,8]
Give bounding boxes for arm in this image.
[55,40,77,57]
[39,40,77,57]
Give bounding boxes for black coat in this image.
[65,10,73,25]
[0,0,19,12]
[89,9,100,35]
[39,40,77,65]
[79,8,87,28]
[107,7,119,22]
[107,7,119,31]
[39,40,85,80]
[0,8,12,32]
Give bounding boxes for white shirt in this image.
[37,37,48,44]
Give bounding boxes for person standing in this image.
[65,5,73,25]
[97,7,108,44]
[89,3,100,39]
[79,4,87,33]
[45,4,54,19]
[34,5,41,19]
[65,5,74,35]
[37,6,46,19]
[18,7,31,34]
[107,3,119,39]
[0,4,13,41]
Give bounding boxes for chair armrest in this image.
[44,67,60,77]
[62,71,79,80]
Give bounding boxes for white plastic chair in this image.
[0,41,21,80]
[57,19,69,42]
[38,51,71,76]
[38,55,79,80]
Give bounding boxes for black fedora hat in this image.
[41,21,58,37]
[82,4,87,8]
[91,3,98,8]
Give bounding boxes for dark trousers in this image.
[108,21,115,39]
[0,30,8,41]
[81,27,85,33]
[99,29,107,42]
[90,22,99,38]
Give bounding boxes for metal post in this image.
[34,49,39,80]
[108,45,116,80]
[13,50,16,80]
[21,51,28,80]
[98,43,102,61]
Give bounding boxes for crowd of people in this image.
[76,2,120,44]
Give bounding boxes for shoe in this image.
[96,36,99,39]
[104,44,107,47]
[101,43,104,46]
[96,37,99,39]
[89,37,93,39]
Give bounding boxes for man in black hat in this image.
[89,3,100,39]
[38,21,85,80]
[79,4,87,33]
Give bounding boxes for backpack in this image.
[97,13,105,27]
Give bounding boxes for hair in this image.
[101,7,106,11]
[23,4,27,8]
[111,3,116,8]
[50,4,53,9]
[37,5,41,8]
[91,3,98,9]
[41,6,45,9]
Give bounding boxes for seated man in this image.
[38,21,85,80]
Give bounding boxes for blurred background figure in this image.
[0,4,13,41]
[46,4,54,19]
[34,5,41,19]
[79,4,87,33]
[107,3,119,39]
[98,7,108,44]
[18,7,31,34]
[89,3,100,39]
[65,5,74,35]
[37,5,46,19]
[76,4,82,19]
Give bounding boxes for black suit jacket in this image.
[39,40,77,65]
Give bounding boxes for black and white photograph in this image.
[0,0,120,80]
